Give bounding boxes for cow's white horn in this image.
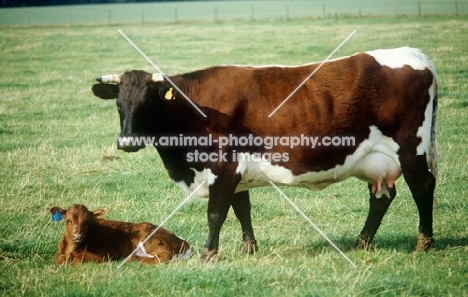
[96,74,121,84]
[152,73,165,82]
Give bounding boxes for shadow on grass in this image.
[359,235,468,253]
[262,234,468,256]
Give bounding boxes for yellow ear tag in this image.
[164,87,174,100]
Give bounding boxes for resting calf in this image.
[50,204,191,265]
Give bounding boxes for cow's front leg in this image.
[202,172,240,261]
[231,190,258,254]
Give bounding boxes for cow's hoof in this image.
[200,249,218,263]
[414,234,434,252]
[241,240,258,254]
[352,235,372,251]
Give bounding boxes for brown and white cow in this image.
[92,46,438,260]
[50,204,191,265]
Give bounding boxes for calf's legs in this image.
[70,251,105,265]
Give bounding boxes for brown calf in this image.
[50,204,191,265]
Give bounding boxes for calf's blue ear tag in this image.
[51,211,63,222]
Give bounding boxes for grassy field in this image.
[1,15,468,296]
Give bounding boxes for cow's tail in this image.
[428,80,439,180]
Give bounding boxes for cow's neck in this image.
[149,78,213,185]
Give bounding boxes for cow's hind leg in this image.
[353,183,396,250]
[401,154,435,251]
[231,190,258,254]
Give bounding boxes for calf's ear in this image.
[92,209,107,219]
[92,84,119,100]
[49,206,65,215]
[50,206,65,221]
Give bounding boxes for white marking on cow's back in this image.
[235,126,402,195]
[174,168,217,199]
[366,46,436,73]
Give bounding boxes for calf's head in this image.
[91,70,174,152]
[50,204,106,244]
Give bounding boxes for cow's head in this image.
[91,70,174,152]
[50,204,106,244]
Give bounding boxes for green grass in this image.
[1,15,468,296]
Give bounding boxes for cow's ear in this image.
[158,83,177,101]
[92,209,106,219]
[92,84,119,100]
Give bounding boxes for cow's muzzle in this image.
[116,135,146,153]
